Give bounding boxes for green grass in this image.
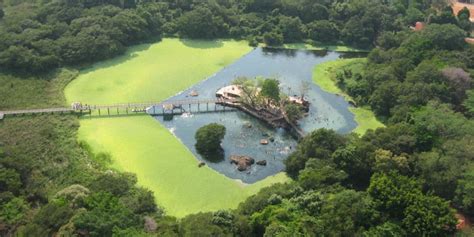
[65,38,289,217]
[312,58,384,135]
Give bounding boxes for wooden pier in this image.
[0,98,237,119]
[0,98,305,138]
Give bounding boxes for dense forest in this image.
[1,0,472,73]
[0,0,473,236]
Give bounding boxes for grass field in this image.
[65,38,289,217]
[312,58,384,135]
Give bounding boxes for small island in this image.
[216,77,310,138]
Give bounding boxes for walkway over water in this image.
[0,98,236,118]
[0,98,304,138]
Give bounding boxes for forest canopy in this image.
[0,0,473,236]
[1,0,472,73]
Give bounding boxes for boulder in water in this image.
[230,155,255,171]
[256,160,267,166]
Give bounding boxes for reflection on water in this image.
[151,48,362,183]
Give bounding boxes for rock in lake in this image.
[256,160,267,166]
[230,155,255,171]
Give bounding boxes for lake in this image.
[151,48,362,183]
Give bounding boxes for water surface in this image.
[152,48,359,183]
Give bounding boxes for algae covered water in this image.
[153,48,361,183]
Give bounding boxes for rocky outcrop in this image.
[256,160,267,166]
[230,155,255,171]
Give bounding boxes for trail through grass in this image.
[65,38,289,217]
[313,58,384,135]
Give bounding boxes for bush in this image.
[263,31,283,46]
[195,123,226,161]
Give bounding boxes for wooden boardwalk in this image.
[0,98,237,119]
[0,98,305,138]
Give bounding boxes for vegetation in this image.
[2,0,472,74]
[284,103,304,123]
[313,58,384,135]
[1,0,473,236]
[65,39,251,104]
[68,39,287,218]
[0,72,161,236]
[195,123,226,161]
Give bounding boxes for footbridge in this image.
[0,98,237,119]
[0,98,305,138]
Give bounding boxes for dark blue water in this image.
[150,48,359,183]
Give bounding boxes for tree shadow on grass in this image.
[179,39,224,49]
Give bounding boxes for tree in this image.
[195,123,226,160]
[74,192,140,237]
[120,188,157,214]
[430,7,458,25]
[368,172,421,219]
[263,31,283,46]
[441,67,471,105]
[284,103,303,123]
[54,184,90,208]
[464,89,474,116]
[89,173,136,196]
[316,190,380,235]
[331,143,374,189]
[285,129,346,178]
[278,16,303,42]
[306,20,339,43]
[260,78,280,104]
[0,167,22,194]
[177,6,226,39]
[299,3,328,22]
[458,7,471,21]
[364,222,406,236]
[232,77,260,107]
[369,80,401,118]
[402,195,456,236]
[0,197,29,226]
[404,7,424,24]
[180,212,233,236]
[33,200,74,234]
[298,159,347,190]
[373,149,410,174]
[0,8,4,19]
[455,165,474,215]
